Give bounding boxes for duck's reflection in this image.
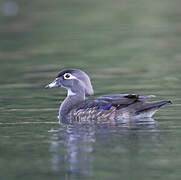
[65,124,95,176]
[49,124,96,179]
[49,118,157,179]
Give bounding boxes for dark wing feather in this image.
[75,99,110,110]
[97,94,138,105]
[98,94,155,100]
[134,100,172,114]
[75,94,152,111]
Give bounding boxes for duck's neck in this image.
[59,90,85,123]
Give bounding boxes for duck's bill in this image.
[45,79,61,88]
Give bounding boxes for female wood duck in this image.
[45,68,171,123]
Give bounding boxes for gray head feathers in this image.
[71,69,94,95]
[51,68,94,96]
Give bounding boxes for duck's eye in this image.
[63,73,71,79]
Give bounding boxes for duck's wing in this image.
[75,99,111,111]
[70,94,142,121]
[70,94,171,121]
[98,94,155,100]
[97,94,155,105]
[74,94,145,111]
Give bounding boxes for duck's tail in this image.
[135,100,172,118]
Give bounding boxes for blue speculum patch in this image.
[96,104,111,110]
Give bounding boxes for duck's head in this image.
[45,68,94,96]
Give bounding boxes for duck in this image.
[45,68,171,124]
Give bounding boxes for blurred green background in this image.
[1,0,181,85]
[0,0,181,180]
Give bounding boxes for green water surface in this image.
[0,0,181,179]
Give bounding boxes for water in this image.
[0,0,181,179]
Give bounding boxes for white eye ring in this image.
[63,73,76,79]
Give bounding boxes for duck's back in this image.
[69,94,171,122]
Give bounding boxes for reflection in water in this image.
[49,118,157,179]
[65,125,95,178]
[49,124,96,179]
